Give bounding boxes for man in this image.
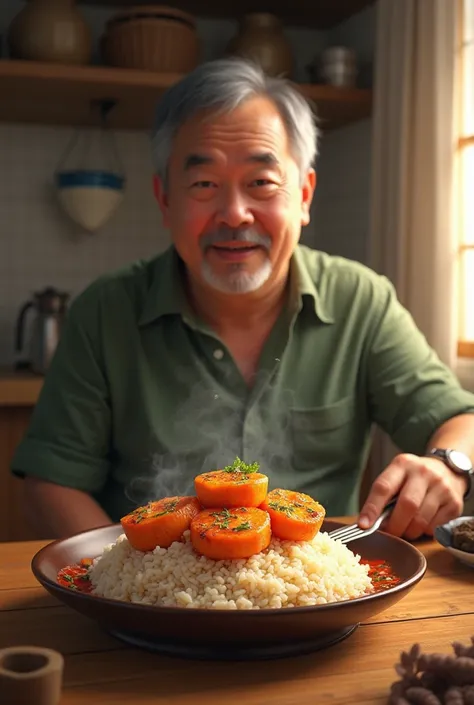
[12,58,474,541]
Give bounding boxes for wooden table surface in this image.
[1,535,473,705]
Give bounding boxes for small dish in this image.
[434,515,474,568]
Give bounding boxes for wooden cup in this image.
[0,646,64,705]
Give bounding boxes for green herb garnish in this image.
[132,499,179,523]
[232,521,252,532]
[268,502,295,515]
[221,457,260,474]
[62,574,78,590]
[210,508,238,530]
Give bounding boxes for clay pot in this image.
[227,13,293,78]
[8,0,92,65]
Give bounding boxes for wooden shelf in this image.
[78,0,376,29]
[301,83,372,131]
[0,60,372,132]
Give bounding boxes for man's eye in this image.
[251,179,273,187]
[192,181,216,188]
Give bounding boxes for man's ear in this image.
[153,174,170,228]
[301,169,317,227]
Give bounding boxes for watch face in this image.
[448,450,473,472]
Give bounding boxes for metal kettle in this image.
[15,287,69,374]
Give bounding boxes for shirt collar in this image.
[138,246,188,326]
[138,244,335,327]
[290,246,335,324]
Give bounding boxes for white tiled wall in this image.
[312,118,373,263]
[312,5,375,264]
[0,0,375,366]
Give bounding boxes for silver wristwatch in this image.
[428,448,474,501]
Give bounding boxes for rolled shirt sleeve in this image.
[366,278,474,453]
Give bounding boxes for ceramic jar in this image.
[227,13,293,78]
[8,0,92,65]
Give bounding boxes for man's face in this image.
[154,96,316,295]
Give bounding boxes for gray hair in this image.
[151,58,319,189]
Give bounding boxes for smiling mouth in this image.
[210,243,261,252]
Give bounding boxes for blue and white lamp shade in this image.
[56,169,125,232]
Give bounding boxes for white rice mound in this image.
[89,530,373,610]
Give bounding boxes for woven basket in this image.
[101,5,199,73]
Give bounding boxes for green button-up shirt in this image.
[11,245,474,520]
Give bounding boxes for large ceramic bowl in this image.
[32,520,427,661]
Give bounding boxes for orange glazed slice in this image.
[190,507,271,560]
[121,496,201,552]
[195,457,268,508]
[260,489,326,542]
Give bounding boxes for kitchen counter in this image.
[0,367,43,406]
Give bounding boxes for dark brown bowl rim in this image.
[31,522,427,618]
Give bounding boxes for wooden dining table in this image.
[1,531,473,705]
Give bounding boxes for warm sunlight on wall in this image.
[457,0,474,358]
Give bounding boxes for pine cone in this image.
[443,657,474,687]
[387,636,474,704]
[418,654,457,671]
[417,655,474,686]
[419,671,446,692]
[388,695,412,705]
[462,685,474,705]
[445,686,465,705]
[453,639,474,660]
[389,679,418,703]
[405,686,442,704]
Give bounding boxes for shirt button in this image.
[213,348,224,360]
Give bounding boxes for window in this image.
[457,0,474,358]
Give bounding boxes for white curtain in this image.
[368,0,459,475]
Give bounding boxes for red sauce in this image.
[361,558,401,591]
[57,557,93,593]
[57,556,401,596]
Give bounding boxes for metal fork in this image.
[328,495,399,545]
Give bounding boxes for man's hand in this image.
[358,453,467,539]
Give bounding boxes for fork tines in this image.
[328,523,367,544]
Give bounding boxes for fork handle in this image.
[378,494,399,523]
[383,494,399,511]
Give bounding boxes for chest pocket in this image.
[290,396,358,471]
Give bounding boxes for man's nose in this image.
[215,187,254,228]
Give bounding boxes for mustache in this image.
[200,227,271,251]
